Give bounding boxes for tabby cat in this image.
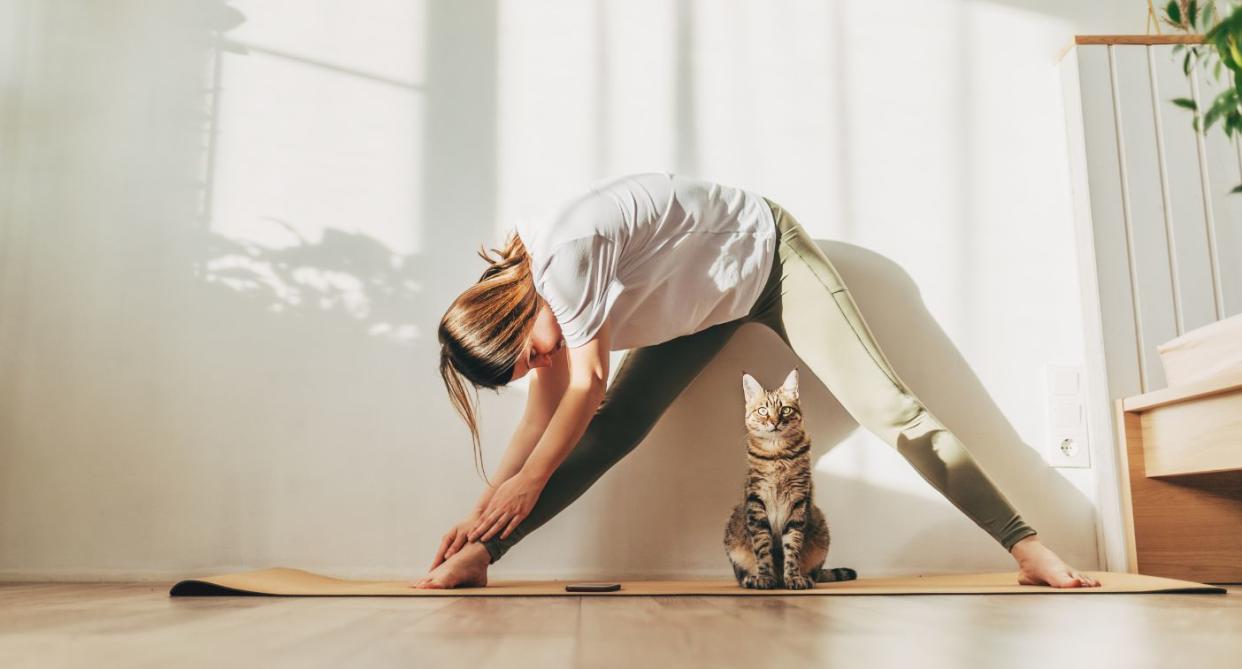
[723,368,857,589]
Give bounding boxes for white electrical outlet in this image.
[1044,365,1091,468]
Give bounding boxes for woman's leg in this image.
[750,203,1037,551]
[482,318,744,563]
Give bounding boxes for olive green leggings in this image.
[483,200,1037,563]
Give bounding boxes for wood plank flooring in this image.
[1,583,1240,668]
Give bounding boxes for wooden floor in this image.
[2,583,1240,668]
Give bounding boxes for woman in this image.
[416,173,1099,589]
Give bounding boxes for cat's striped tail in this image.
[813,567,858,583]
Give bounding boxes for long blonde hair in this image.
[438,231,539,480]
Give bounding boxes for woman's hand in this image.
[430,512,482,570]
[468,471,547,543]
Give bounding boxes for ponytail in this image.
[438,231,539,481]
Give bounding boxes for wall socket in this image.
[1044,365,1091,468]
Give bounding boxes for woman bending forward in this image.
[417,173,1099,589]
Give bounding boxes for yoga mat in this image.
[169,568,1226,597]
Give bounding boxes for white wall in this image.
[0,0,1139,580]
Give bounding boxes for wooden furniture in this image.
[1115,371,1242,583]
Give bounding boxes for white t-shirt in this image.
[514,173,776,351]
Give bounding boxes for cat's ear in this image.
[742,373,764,404]
[781,368,800,397]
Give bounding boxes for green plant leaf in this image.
[1229,36,1242,69]
[1204,97,1228,130]
[1214,7,1242,45]
[1168,0,1182,25]
[1222,42,1242,73]
[1173,97,1199,110]
[1185,50,1195,74]
[1190,0,1200,27]
[1230,183,1242,193]
[1203,1,1217,30]
[1203,87,1238,132]
[1206,19,1223,41]
[1229,112,1242,134]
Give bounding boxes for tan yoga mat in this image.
[169,567,1226,597]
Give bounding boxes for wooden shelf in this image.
[1129,374,1242,477]
[1123,371,1242,412]
[1115,375,1242,583]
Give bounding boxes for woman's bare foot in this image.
[1010,535,1101,588]
[412,541,491,589]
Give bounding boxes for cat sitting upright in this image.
[723,368,857,589]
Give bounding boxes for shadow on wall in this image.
[0,0,522,573]
[195,224,425,342]
[563,239,1097,579]
[170,0,517,569]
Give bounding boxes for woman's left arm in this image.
[468,321,612,543]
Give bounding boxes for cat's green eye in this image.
[757,407,768,416]
[781,407,793,416]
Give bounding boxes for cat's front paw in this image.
[742,573,779,590]
[784,573,815,590]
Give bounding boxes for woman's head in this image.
[438,231,563,477]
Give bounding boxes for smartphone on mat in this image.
[565,583,621,592]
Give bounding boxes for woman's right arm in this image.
[431,346,569,568]
[474,346,570,508]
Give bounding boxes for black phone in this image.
[565,582,622,592]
